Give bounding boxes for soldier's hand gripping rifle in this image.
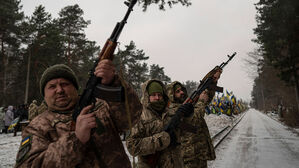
[164,52,237,137]
[72,0,138,134]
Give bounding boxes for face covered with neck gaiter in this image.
[148,81,166,113]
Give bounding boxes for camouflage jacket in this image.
[15,76,142,168]
[28,102,38,121]
[29,101,47,121]
[181,101,216,162]
[126,79,183,168]
[166,82,215,162]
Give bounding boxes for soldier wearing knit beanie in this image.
[40,64,79,97]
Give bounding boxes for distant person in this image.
[28,100,38,121]
[28,100,47,121]
[4,106,14,133]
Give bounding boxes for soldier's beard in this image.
[175,95,186,104]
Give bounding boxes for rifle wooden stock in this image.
[99,40,117,61]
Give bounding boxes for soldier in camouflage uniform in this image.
[126,79,194,168]
[181,90,215,168]
[182,67,222,168]
[28,100,48,122]
[15,61,142,168]
[166,68,222,168]
[28,100,38,121]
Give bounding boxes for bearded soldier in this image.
[126,79,194,168]
[166,67,222,168]
[15,61,142,168]
[166,81,188,109]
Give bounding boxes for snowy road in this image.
[209,109,299,168]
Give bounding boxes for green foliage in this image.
[18,5,65,103]
[137,0,192,11]
[114,41,172,96]
[0,0,24,105]
[252,0,299,114]
[0,3,99,105]
[57,4,99,91]
[57,4,94,66]
[115,41,149,95]
[254,0,299,85]
[149,64,171,84]
[0,2,174,106]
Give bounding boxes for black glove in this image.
[165,128,178,147]
[178,103,194,117]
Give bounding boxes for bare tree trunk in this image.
[293,73,299,113]
[260,78,266,111]
[291,63,299,114]
[1,39,7,106]
[294,85,299,112]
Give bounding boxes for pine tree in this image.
[0,0,24,105]
[19,5,64,103]
[138,0,191,11]
[114,41,149,96]
[149,64,171,84]
[57,4,99,89]
[254,0,299,111]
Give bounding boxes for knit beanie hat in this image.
[174,83,182,92]
[40,64,79,97]
[147,81,163,95]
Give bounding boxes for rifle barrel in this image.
[219,52,236,69]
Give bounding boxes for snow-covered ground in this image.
[209,109,299,168]
[0,112,239,168]
[0,133,21,168]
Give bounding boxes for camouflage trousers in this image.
[184,159,207,168]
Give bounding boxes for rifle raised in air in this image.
[72,0,138,134]
[185,52,237,105]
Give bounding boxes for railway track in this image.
[211,112,247,149]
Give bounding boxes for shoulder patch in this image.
[16,135,32,164]
[21,136,31,146]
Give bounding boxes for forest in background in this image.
[1,0,298,126]
[0,0,193,106]
[248,0,299,126]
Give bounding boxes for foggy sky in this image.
[21,0,259,101]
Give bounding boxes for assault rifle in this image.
[72,0,138,135]
[184,52,237,105]
[165,52,236,129]
[143,52,236,168]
